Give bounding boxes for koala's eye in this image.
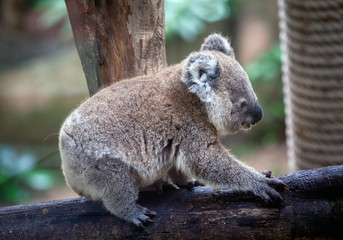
[240,100,247,109]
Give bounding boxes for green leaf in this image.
[0,145,36,176]
[24,170,56,191]
[165,0,230,41]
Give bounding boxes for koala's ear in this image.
[181,52,221,102]
[200,33,235,58]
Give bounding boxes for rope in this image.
[287,0,343,9]
[278,0,343,170]
[289,42,343,56]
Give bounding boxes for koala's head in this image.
[181,33,262,135]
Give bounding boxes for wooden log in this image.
[1,165,342,239]
[65,0,167,96]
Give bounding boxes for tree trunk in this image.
[1,166,342,239]
[65,0,167,96]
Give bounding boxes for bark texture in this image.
[65,0,167,95]
[1,166,342,239]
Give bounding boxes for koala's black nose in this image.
[252,103,263,125]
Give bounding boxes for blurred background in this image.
[0,0,288,206]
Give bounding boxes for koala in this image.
[59,33,286,227]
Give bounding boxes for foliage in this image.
[33,0,72,39]
[34,0,68,28]
[0,145,57,204]
[165,0,230,41]
[32,0,233,42]
[245,44,285,144]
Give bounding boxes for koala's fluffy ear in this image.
[181,52,220,102]
[200,33,235,58]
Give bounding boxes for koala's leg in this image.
[181,141,286,205]
[85,157,152,227]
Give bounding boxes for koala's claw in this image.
[255,177,287,207]
[259,187,285,207]
[132,215,153,228]
[267,177,290,192]
[126,205,157,228]
[134,220,146,229]
[269,191,286,207]
[146,210,157,217]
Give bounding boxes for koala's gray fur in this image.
[59,33,285,227]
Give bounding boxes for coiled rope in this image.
[278,0,343,170]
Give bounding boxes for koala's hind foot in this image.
[102,184,155,227]
[101,181,156,227]
[105,202,154,227]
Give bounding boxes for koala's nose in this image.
[252,103,263,125]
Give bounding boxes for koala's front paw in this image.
[254,177,288,206]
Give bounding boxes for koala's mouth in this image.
[241,122,251,129]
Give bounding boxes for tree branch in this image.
[1,165,342,239]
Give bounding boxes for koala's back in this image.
[59,65,207,191]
